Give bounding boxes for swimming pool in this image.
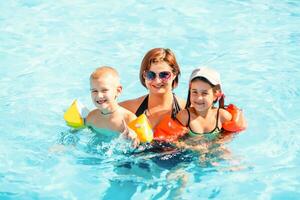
[1,0,300,199]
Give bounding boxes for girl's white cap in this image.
[189,67,221,85]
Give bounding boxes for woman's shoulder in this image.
[176,108,189,127]
[174,95,186,109]
[119,95,148,113]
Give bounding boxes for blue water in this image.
[1,0,300,199]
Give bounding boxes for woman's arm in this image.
[119,95,147,114]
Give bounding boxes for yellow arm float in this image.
[63,99,89,128]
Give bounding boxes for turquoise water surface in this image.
[1,1,300,199]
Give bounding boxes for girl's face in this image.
[143,62,176,94]
[90,76,121,111]
[190,79,217,112]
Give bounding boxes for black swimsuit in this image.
[133,94,194,169]
[134,93,182,149]
[135,93,181,119]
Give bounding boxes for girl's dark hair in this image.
[185,77,224,109]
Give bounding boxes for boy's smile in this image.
[95,99,106,105]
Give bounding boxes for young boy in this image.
[86,66,138,143]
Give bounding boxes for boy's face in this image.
[90,75,122,111]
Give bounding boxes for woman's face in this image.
[189,79,217,112]
[143,62,176,94]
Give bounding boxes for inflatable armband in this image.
[128,114,153,143]
[222,104,245,132]
[63,99,89,128]
[153,115,187,142]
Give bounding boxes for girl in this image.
[176,67,246,147]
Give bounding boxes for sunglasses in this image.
[145,71,172,81]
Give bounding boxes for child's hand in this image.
[121,128,140,148]
[239,110,247,129]
[128,129,140,148]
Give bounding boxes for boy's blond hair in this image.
[90,66,120,82]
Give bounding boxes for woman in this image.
[120,48,186,129]
[120,48,190,169]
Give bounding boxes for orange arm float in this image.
[222,104,246,132]
[153,115,188,142]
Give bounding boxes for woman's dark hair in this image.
[185,77,224,109]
